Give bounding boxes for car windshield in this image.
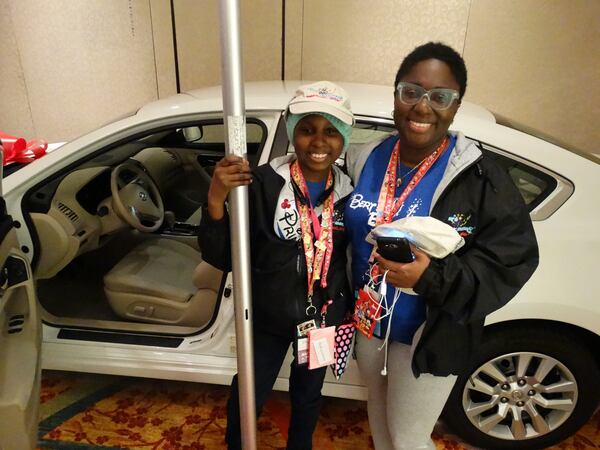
[3,161,28,178]
[494,113,599,165]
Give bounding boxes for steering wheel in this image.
[110,160,164,232]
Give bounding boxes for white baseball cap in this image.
[287,81,354,125]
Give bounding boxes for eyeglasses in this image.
[395,82,459,110]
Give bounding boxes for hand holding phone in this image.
[376,236,414,263]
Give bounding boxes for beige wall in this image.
[2,0,160,143]
[2,1,598,155]
[284,0,303,80]
[0,0,281,143]
[298,0,471,85]
[150,0,178,99]
[174,0,282,90]
[463,0,600,154]
[293,0,598,154]
[1,1,36,140]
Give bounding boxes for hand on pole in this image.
[207,156,252,220]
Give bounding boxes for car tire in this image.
[441,325,600,450]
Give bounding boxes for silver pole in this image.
[218,1,257,449]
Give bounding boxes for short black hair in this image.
[394,42,468,99]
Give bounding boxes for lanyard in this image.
[375,136,448,226]
[290,160,335,316]
[371,137,448,279]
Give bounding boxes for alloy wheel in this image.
[462,351,577,441]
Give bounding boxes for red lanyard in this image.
[290,160,335,315]
[371,137,448,279]
[375,136,448,226]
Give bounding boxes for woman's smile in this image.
[307,152,329,161]
[407,120,433,134]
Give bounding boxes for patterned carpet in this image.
[37,370,600,449]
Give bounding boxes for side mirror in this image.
[182,126,203,142]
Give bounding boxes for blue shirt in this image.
[345,135,455,343]
[306,180,326,206]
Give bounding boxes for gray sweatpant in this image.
[356,333,457,450]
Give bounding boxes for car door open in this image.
[0,153,42,450]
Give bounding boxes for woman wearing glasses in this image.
[345,42,539,449]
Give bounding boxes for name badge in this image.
[295,336,309,366]
[307,326,336,369]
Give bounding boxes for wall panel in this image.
[300,0,470,86]
[0,1,35,138]
[4,0,158,142]
[150,0,177,98]
[284,0,303,80]
[463,0,600,154]
[2,1,598,155]
[174,0,282,91]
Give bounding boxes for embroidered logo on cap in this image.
[303,86,344,103]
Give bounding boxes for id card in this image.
[352,287,382,339]
[307,326,336,369]
[295,336,309,366]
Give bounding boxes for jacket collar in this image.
[269,154,353,201]
[268,154,353,240]
[430,131,482,209]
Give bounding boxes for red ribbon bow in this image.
[0,131,48,166]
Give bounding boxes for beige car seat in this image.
[103,238,222,326]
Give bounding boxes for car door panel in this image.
[0,209,41,450]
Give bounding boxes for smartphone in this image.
[376,236,414,263]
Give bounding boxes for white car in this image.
[1,81,598,450]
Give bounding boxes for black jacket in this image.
[198,156,354,338]
[347,132,539,377]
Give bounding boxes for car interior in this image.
[26,119,268,335]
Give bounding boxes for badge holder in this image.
[294,337,309,366]
[353,286,382,339]
[295,319,317,366]
[296,299,336,370]
[307,325,336,369]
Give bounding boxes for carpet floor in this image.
[37,370,599,449]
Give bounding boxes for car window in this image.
[196,122,263,144]
[25,118,269,220]
[479,143,558,211]
[162,120,266,168]
[350,121,395,145]
[478,142,573,220]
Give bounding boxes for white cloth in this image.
[366,216,463,296]
[367,216,464,259]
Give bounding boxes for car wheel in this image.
[442,325,600,450]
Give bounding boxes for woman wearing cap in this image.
[199,81,355,450]
[344,43,539,449]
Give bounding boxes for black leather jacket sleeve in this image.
[413,159,539,324]
[197,205,233,272]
